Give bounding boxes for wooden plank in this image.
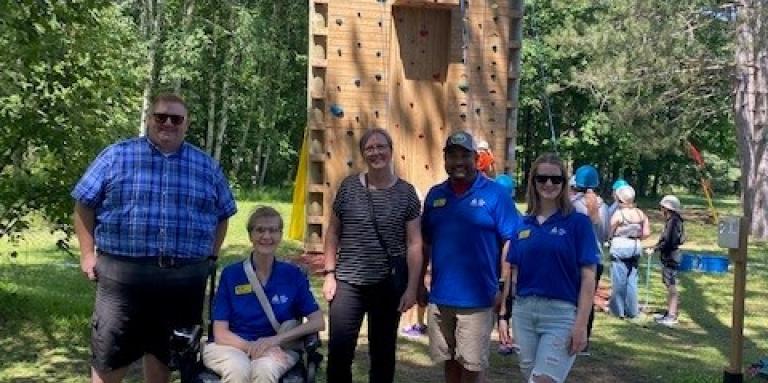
[326,75,389,94]
[326,57,389,72]
[329,50,390,63]
[328,38,389,51]
[326,91,389,105]
[393,0,460,8]
[328,21,390,35]
[330,1,392,13]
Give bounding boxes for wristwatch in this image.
[322,269,336,276]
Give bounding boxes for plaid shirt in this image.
[72,137,237,258]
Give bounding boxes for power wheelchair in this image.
[168,260,323,383]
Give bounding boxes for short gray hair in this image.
[358,128,393,155]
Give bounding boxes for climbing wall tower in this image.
[304,0,523,252]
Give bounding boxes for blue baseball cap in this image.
[444,131,477,152]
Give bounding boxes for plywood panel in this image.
[388,5,453,196]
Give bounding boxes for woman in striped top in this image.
[323,128,423,383]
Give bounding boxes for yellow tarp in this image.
[288,129,308,241]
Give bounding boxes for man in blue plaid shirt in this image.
[72,93,237,383]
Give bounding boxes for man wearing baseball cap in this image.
[421,131,520,382]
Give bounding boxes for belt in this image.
[98,252,210,269]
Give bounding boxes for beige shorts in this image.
[427,303,494,371]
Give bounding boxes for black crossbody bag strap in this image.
[364,173,393,260]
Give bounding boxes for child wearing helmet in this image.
[494,174,520,355]
[650,195,686,327]
[476,140,497,177]
[607,178,630,219]
[569,164,608,355]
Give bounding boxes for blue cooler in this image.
[699,255,729,274]
[679,253,699,272]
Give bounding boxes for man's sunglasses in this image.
[534,175,565,185]
[152,113,185,125]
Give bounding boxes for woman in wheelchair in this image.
[203,207,325,383]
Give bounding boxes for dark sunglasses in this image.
[534,175,565,185]
[152,113,185,125]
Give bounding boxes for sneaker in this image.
[401,325,426,338]
[652,311,669,320]
[413,324,427,334]
[577,343,591,356]
[498,343,520,355]
[656,315,679,327]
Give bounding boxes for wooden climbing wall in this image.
[305,0,524,252]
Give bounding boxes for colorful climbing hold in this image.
[330,104,344,117]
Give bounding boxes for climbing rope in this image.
[527,1,558,153]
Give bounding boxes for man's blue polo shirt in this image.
[212,260,320,342]
[422,175,520,308]
[506,211,600,306]
[71,137,237,258]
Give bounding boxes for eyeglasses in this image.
[152,113,185,125]
[534,175,565,185]
[364,144,390,155]
[252,226,282,235]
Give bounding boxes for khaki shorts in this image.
[427,303,494,371]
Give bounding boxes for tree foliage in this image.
[516,0,736,197]
[0,0,307,240]
[0,2,144,239]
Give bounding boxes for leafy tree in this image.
[0,2,144,240]
[733,0,768,238]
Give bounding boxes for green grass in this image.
[1,194,767,382]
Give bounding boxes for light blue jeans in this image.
[512,296,577,383]
[609,259,639,318]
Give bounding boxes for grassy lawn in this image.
[1,195,768,382]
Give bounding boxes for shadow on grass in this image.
[0,262,94,382]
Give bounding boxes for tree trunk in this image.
[253,138,263,186]
[233,117,252,176]
[259,147,271,186]
[214,10,237,162]
[139,0,165,136]
[174,0,195,94]
[734,0,768,238]
[214,75,230,162]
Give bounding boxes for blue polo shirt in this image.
[507,211,600,306]
[211,260,320,342]
[422,175,520,308]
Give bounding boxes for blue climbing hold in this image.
[330,104,344,117]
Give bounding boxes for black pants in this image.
[326,279,402,383]
[587,262,604,341]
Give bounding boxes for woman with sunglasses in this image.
[499,153,600,382]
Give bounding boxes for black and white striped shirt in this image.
[333,174,421,285]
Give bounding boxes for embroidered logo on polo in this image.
[518,229,531,239]
[271,294,289,304]
[433,198,447,207]
[549,227,567,236]
[470,198,486,207]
